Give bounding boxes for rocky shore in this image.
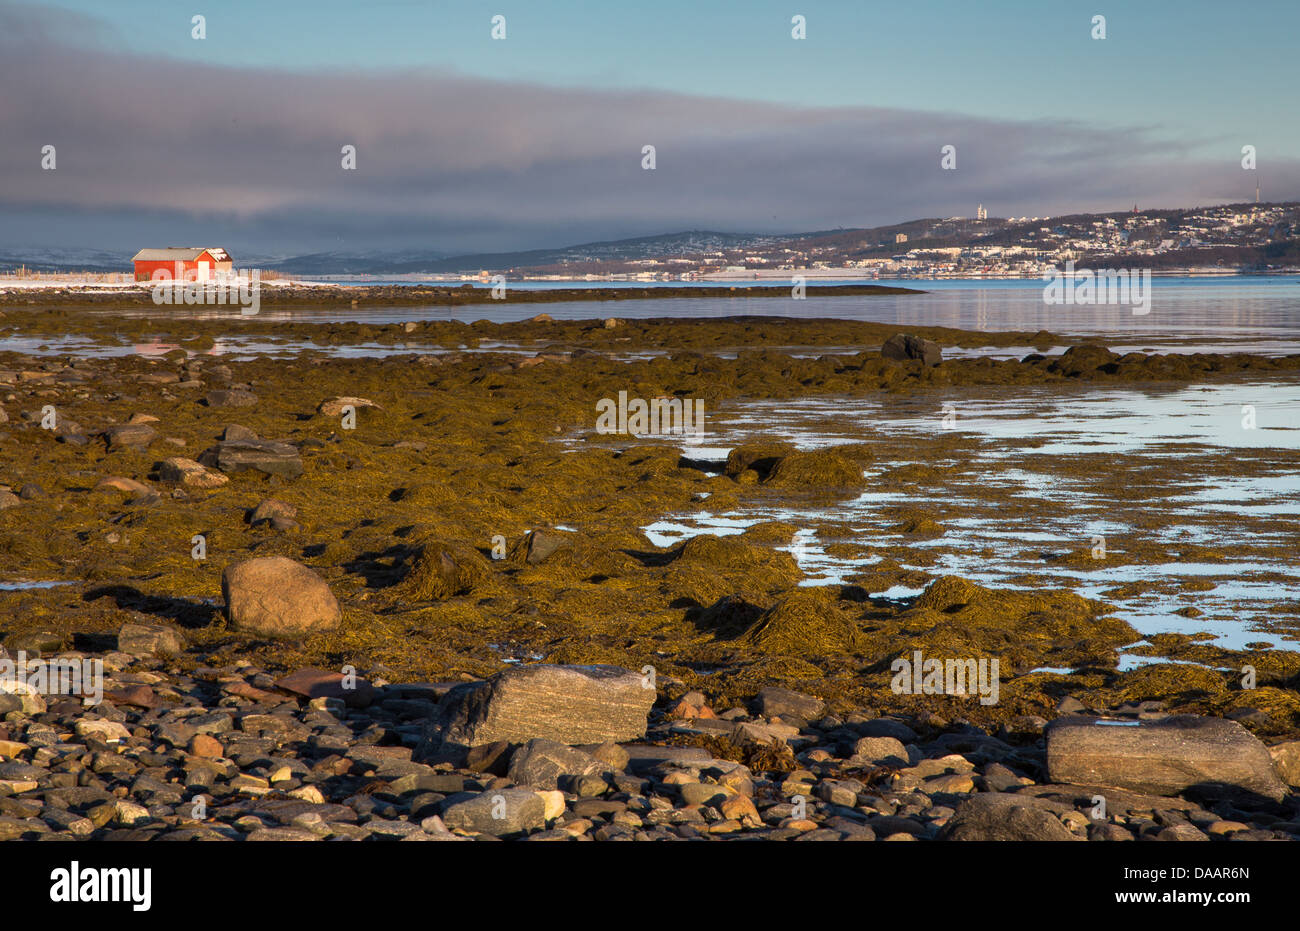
[2,308,1299,840]
[0,648,1297,841]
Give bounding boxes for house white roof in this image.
[132,247,231,262]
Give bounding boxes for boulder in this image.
[103,423,157,450]
[1046,715,1287,801]
[221,556,341,639]
[881,333,943,366]
[939,793,1081,841]
[416,664,654,756]
[507,739,606,790]
[1048,344,1118,377]
[439,788,546,836]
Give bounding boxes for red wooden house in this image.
[132,247,233,282]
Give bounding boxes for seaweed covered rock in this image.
[398,539,491,600]
[862,575,1138,676]
[221,556,341,639]
[661,533,801,608]
[1048,344,1119,377]
[742,587,861,654]
[881,333,943,366]
[762,448,865,489]
[724,443,793,481]
[521,528,575,565]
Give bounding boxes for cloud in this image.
[0,1,1294,255]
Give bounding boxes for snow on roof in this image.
[131,247,231,262]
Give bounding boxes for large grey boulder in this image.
[416,664,654,756]
[222,556,341,639]
[1046,715,1287,801]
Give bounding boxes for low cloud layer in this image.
[1,3,1294,256]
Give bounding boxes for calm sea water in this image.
[73,275,1298,343]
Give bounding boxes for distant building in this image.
[132,247,232,282]
[894,232,908,244]
[976,204,987,221]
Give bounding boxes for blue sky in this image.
[2,0,1296,255]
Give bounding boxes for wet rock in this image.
[157,457,228,488]
[221,556,341,639]
[417,664,654,755]
[1049,344,1118,377]
[939,793,1081,841]
[1046,715,1287,801]
[117,622,184,656]
[881,333,943,366]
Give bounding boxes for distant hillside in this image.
[4,202,1296,275]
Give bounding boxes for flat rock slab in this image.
[416,664,654,755]
[200,438,303,478]
[117,622,184,656]
[274,666,374,706]
[1046,715,1287,802]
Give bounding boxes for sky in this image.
[1,0,1296,257]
